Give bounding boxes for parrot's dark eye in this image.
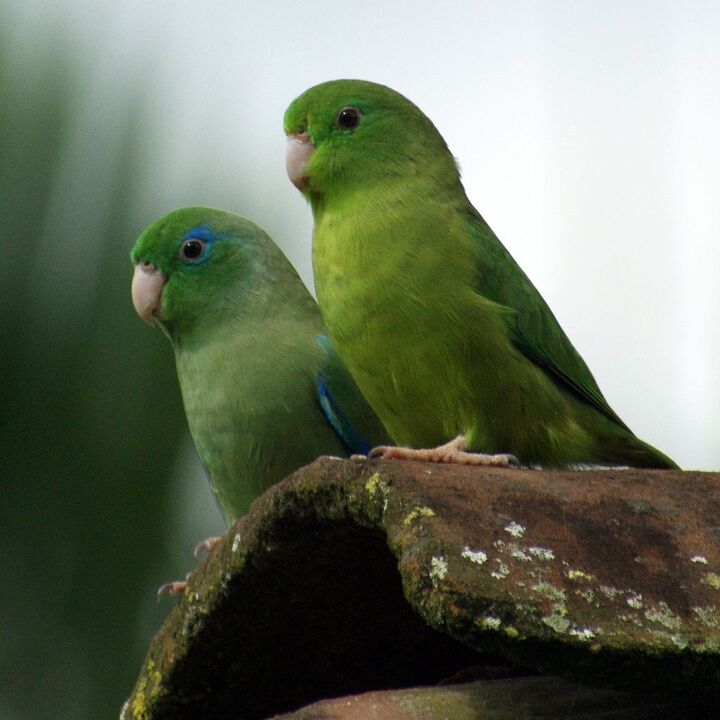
[179,238,206,262]
[336,106,361,130]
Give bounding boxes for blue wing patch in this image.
[316,373,371,456]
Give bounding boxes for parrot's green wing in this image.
[466,209,631,432]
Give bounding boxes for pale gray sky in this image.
[10,0,719,469]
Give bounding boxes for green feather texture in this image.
[284,80,677,469]
[131,207,389,524]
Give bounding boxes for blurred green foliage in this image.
[0,23,203,720]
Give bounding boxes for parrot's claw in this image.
[157,536,221,600]
[156,573,192,600]
[193,535,221,561]
[350,453,368,461]
[368,435,520,468]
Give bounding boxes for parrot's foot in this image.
[368,435,519,467]
[157,574,192,599]
[157,536,221,600]
[193,535,221,561]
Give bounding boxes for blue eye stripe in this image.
[182,226,216,243]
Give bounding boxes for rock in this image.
[122,459,720,719]
[270,675,704,719]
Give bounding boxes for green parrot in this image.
[284,79,677,469]
[131,206,389,527]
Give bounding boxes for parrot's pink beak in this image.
[132,261,168,326]
[285,132,314,191]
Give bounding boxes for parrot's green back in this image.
[132,207,388,524]
[284,80,677,469]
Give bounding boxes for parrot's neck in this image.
[176,312,323,378]
[312,179,470,342]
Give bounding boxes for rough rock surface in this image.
[123,459,720,719]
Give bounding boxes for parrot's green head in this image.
[131,207,303,343]
[284,79,461,203]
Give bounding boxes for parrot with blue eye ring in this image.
[283,79,678,470]
[131,206,390,535]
